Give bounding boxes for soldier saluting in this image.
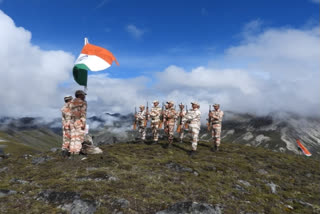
[69,90,87,155]
[176,103,187,143]
[183,102,201,156]
[61,95,73,157]
[164,101,177,147]
[209,104,224,151]
[134,105,147,143]
[149,100,162,144]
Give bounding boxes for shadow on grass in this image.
[172,143,190,153]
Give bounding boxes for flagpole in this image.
[84,37,89,92]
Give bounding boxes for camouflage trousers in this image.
[62,127,71,150]
[138,125,146,140]
[70,120,85,154]
[189,125,200,150]
[179,122,185,141]
[151,121,160,141]
[212,124,222,146]
[165,122,175,143]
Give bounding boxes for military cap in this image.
[166,101,174,105]
[152,100,159,103]
[64,96,73,101]
[139,105,145,108]
[191,101,199,105]
[213,104,220,107]
[75,90,87,96]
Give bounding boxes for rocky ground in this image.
[0,139,319,214]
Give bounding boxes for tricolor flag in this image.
[296,139,312,157]
[73,38,119,87]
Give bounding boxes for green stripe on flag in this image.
[73,64,89,86]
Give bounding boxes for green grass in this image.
[0,132,38,155]
[0,140,319,214]
[0,129,61,155]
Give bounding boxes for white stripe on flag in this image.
[75,54,111,72]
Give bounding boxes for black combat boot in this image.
[216,145,219,151]
[61,149,70,157]
[189,150,196,156]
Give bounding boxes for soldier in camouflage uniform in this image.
[135,105,147,142]
[149,100,162,144]
[164,101,177,146]
[177,103,187,142]
[209,104,224,151]
[61,95,73,156]
[183,102,201,156]
[163,103,169,130]
[69,90,87,155]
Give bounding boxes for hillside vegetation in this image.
[0,140,319,214]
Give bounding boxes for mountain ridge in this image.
[0,111,319,157]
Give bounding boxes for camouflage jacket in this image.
[183,108,201,128]
[149,106,162,122]
[136,110,147,126]
[211,109,224,124]
[61,103,72,129]
[70,98,87,124]
[164,107,177,123]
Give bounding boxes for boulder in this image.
[166,162,194,173]
[112,198,130,209]
[0,189,17,198]
[266,182,277,194]
[32,156,52,165]
[156,201,222,214]
[38,190,97,214]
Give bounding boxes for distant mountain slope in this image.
[0,111,319,157]
[214,112,320,157]
[0,117,61,153]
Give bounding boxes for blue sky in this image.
[0,0,319,118]
[1,0,319,79]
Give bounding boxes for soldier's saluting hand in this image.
[210,104,224,152]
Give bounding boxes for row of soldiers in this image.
[61,90,102,158]
[134,100,224,155]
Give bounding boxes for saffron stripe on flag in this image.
[81,44,119,66]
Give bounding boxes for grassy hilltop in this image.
[0,140,319,214]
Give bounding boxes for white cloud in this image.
[242,19,263,38]
[0,10,318,121]
[83,74,150,114]
[126,24,145,39]
[157,23,320,116]
[310,0,320,4]
[0,10,74,118]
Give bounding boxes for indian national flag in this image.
[73,40,119,86]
